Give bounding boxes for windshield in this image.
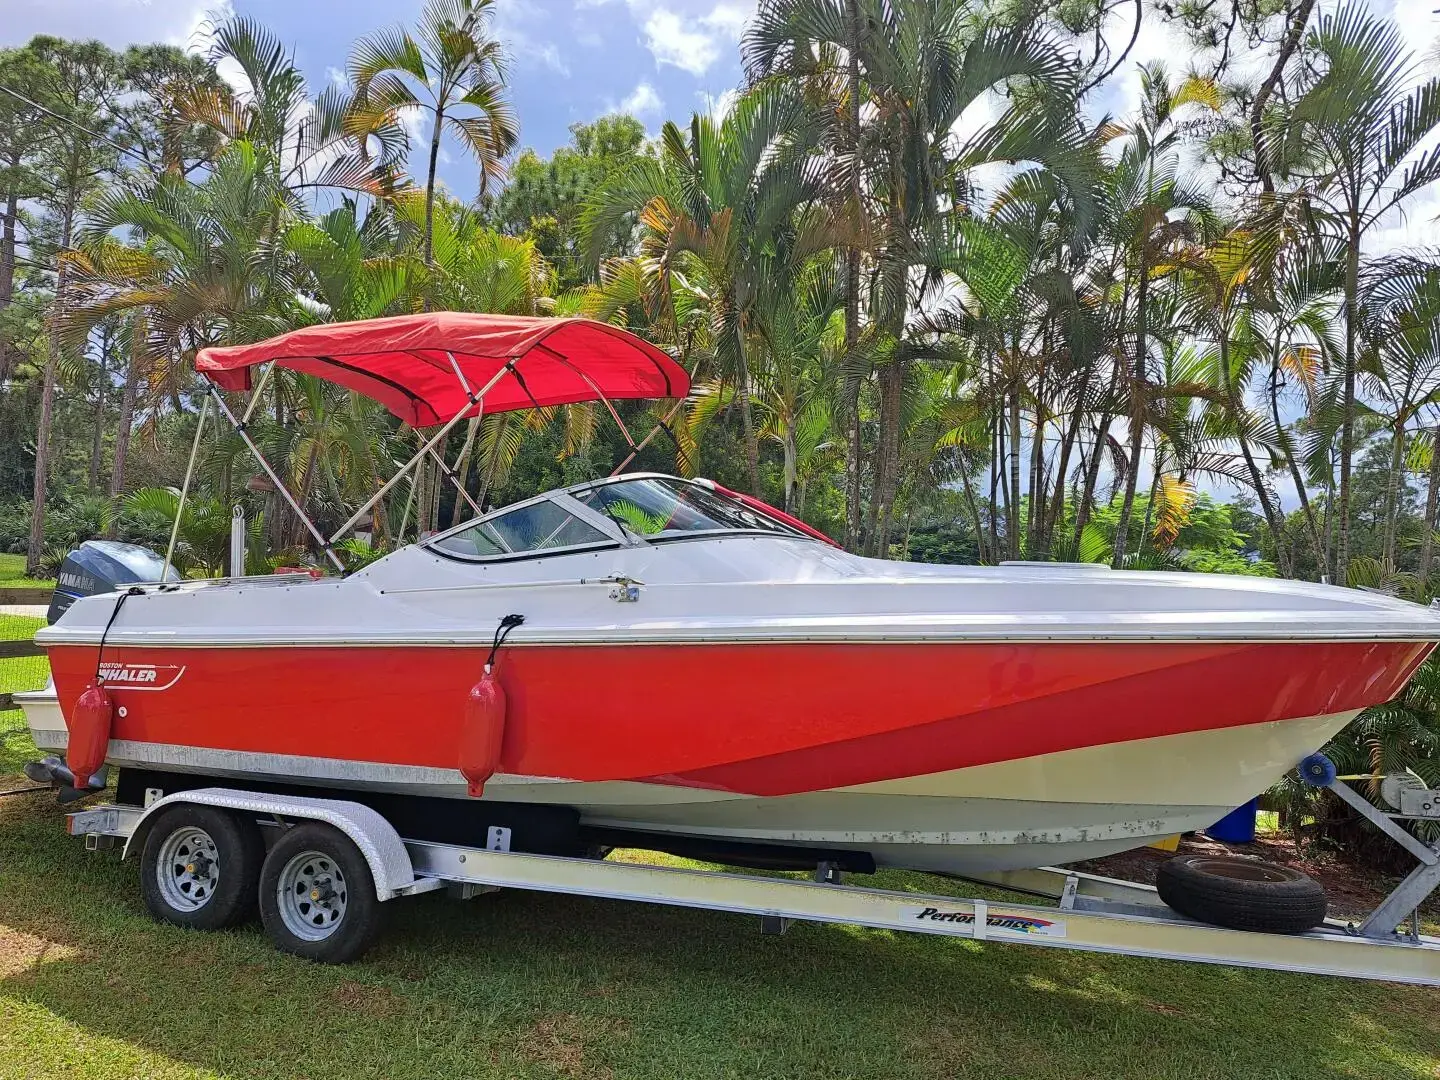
[430,499,611,558]
[575,477,801,539]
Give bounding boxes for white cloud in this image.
[701,1,752,40]
[493,0,571,75]
[326,66,349,89]
[628,0,755,76]
[697,86,739,119]
[396,104,430,143]
[641,8,721,75]
[619,81,664,117]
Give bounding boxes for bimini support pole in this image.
[610,396,688,476]
[327,360,513,544]
[206,384,346,573]
[163,393,211,578]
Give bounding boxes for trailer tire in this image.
[140,805,264,931]
[259,822,384,964]
[1157,855,1327,933]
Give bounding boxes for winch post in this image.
[1300,754,1440,942]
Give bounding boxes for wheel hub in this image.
[155,826,221,912]
[276,851,349,941]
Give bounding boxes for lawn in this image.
[0,553,54,590]
[0,711,1437,1080]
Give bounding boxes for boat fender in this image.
[459,614,525,798]
[65,587,140,795]
[64,683,114,790]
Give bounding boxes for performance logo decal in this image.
[98,663,186,692]
[907,906,1066,938]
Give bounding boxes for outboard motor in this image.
[48,540,180,624]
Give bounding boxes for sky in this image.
[3,0,1436,231]
[1,0,755,200]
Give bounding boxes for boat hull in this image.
[29,637,1428,872]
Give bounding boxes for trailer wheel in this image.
[140,805,263,931]
[259,822,383,964]
[1157,855,1327,933]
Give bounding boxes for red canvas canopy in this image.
[196,312,688,427]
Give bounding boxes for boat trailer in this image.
[55,753,1440,984]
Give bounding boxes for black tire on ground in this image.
[139,804,264,931]
[258,821,384,964]
[1156,854,1327,934]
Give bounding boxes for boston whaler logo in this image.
[907,905,1066,938]
[98,662,185,692]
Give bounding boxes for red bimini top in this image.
[195,312,688,426]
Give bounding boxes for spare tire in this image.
[1157,855,1327,933]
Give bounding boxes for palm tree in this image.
[580,82,828,496]
[349,0,518,268]
[745,0,1097,555]
[63,140,298,364]
[176,17,408,198]
[1355,255,1440,569]
[1272,2,1440,581]
[1102,64,1220,567]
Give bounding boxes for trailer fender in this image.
[121,787,418,899]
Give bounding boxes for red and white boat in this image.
[20,314,1440,874]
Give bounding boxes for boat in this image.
[19,313,1440,875]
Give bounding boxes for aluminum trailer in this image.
[57,754,1440,983]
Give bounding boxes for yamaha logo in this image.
[98,663,185,691]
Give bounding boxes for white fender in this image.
[123,787,417,899]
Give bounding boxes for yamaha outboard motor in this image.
[48,539,180,624]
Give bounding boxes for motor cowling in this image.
[66,682,114,789]
[458,670,506,798]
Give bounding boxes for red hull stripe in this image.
[48,640,1431,796]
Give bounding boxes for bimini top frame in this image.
[186,314,692,573]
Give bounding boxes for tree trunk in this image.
[1249,0,1316,193]
[88,370,105,490]
[423,104,444,270]
[957,462,987,564]
[1139,456,1160,547]
[1270,353,1325,577]
[448,415,482,528]
[1382,422,1405,568]
[1418,425,1440,589]
[735,329,762,497]
[1222,335,1290,576]
[0,180,17,384]
[1044,402,1083,555]
[1007,384,1021,560]
[1073,333,1128,547]
[108,312,145,513]
[26,199,75,576]
[782,429,797,513]
[843,0,864,551]
[869,172,908,558]
[1111,267,1148,569]
[872,358,903,556]
[1337,218,1360,583]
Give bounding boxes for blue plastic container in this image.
[1206,798,1259,843]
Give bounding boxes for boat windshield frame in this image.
[423,473,812,563]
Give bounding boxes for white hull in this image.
[22,683,1356,872]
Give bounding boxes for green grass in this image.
[0,708,1436,1080]
[0,553,54,590]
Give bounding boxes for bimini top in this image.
[195,312,689,426]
